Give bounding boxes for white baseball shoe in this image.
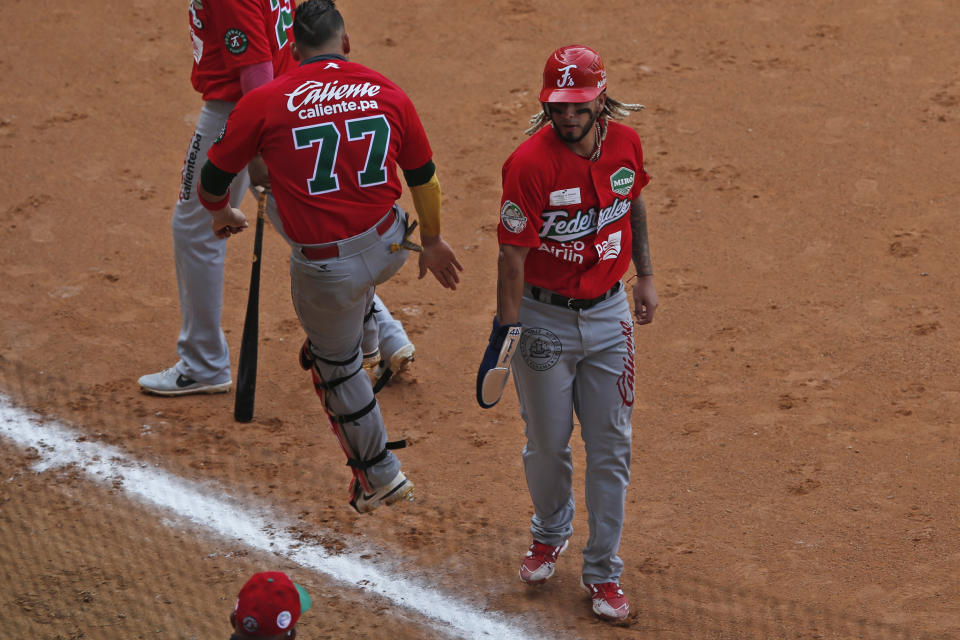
[138,367,231,397]
[349,471,415,514]
[581,578,630,620]
[372,342,416,386]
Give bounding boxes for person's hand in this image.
[248,155,271,192]
[632,275,658,325]
[211,207,248,239]
[418,235,463,290]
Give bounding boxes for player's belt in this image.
[299,208,397,261]
[526,281,622,311]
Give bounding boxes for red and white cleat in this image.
[519,539,569,584]
[581,579,630,620]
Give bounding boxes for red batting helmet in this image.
[539,45,607,103]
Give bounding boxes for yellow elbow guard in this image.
[410,173,441,238]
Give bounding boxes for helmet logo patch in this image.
[557,65,577,88]
[276,611,292,630]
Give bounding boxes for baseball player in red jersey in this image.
[197,0,462,513]
[138,0,416,396]
[478,45,657,620]
[137,0,296,395]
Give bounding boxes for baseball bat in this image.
[234,186,267,423]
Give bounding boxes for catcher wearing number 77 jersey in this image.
[198,0,462,514]
[478,44,657,621]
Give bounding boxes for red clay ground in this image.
[1,0,958,638]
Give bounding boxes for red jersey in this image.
[208,55,434,244]
[497,120,650,299]
[189,0,296,102]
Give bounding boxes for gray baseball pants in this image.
[290,207,410,489]
[171,99,248,385]
[513,286,635,584]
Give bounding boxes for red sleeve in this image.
[632,168,651,198]
[218,0,273,70]
[395,94,433,171]
[206,90,265,174]
[627,127,651,198]
[496,149,550,248]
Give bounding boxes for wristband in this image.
[197,186,231,212]
[409,173,441,237]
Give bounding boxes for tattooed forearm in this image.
[496,244,528,324]
[630,196,653,276]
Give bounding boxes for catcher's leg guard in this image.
[300,338,405,496]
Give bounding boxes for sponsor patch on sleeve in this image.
[500,200,527,233]
[610,167,636,196]
[224,29,249,55]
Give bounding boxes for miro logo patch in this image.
[609,167,635,196]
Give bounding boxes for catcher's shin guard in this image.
[300,338,406,497]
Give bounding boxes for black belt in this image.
[527,282,622,311]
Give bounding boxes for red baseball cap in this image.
[235,572,312,637]
[539,44,607,103]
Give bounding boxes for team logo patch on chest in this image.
[519,327,562,371]
[224,29,249,55]
[500,200,527,234]
[610,167,635,196]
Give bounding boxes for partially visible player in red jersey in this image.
[138,0,296,396]
[477,45,657,621]
[190,0,296,103]
[196,0,462,513]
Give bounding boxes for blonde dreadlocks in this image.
[524,95,645,136]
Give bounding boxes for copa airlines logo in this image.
[594,230,622,261]
[286,80,382,111]
[557,64,577,88]
[538,240,585,264]
[539,197,630,242]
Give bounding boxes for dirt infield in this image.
[1,0,958,638]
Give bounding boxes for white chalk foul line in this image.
[0,396,539,640]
